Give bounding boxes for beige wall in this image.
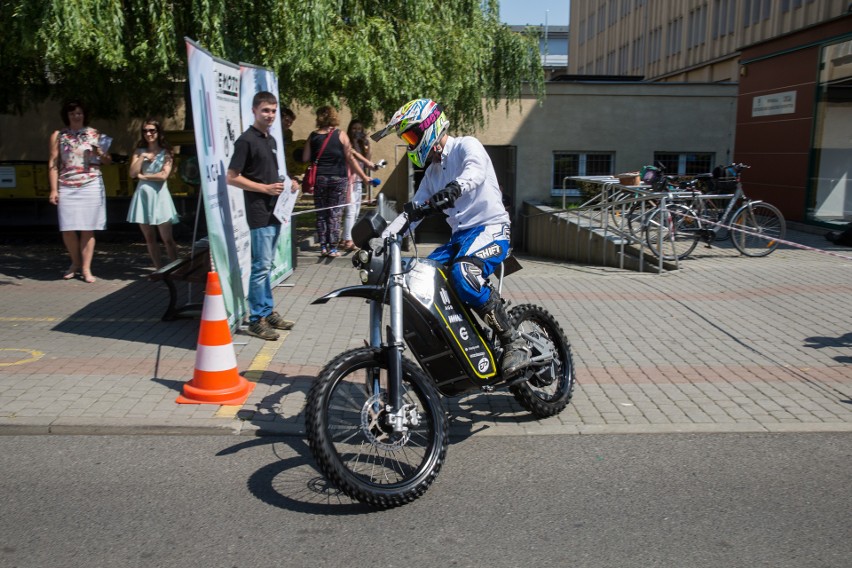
[1,82,737,216]
[353,82,736,211]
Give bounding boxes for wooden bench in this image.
[149,246,211,321]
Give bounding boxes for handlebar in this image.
[403,200,441,223]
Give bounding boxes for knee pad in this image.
[449,256,491,307]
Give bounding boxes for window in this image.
[632,37,645,70]
[807,38,852,223]
[619,44,629,73]
[648,27,661,63]
[653,152,715,175]
[667,18,683,56]
[715,0,735,36]
[553,152,615,194]
[688,5,707,48]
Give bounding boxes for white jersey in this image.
[412,135,510,233]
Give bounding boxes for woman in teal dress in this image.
[127,119,179,269]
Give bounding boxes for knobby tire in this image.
[305,347,448,509]
[508,304,576,417]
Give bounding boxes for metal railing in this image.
[559,175,684,272]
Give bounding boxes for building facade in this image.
[509,25,570,80]
[569,0,852,227]
[569,0,850,82]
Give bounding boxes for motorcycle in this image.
[305,198,576,508]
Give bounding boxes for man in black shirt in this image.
[227,91,296,340]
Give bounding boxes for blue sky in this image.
[500,0,570,26]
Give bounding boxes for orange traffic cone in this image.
[176,272,256,405]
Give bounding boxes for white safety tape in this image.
[291,199,370,217]
[666,207,852,261]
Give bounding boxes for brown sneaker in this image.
[266,312,295,330]
[246,318,280,341]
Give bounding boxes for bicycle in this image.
[643,163,786,260]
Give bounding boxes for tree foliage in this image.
[1,0,543,130]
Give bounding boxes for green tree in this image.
[1,0,543,130]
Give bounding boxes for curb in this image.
[2,417,850,437]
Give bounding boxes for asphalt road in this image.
[1,432,849,568]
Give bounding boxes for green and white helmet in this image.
[371,98,449,168]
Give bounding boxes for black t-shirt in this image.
[229,125,281,229]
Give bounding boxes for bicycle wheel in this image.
[608,190,634,230]
[730,201,786,257]
[624,199,658,239]
[644,203,700,260]
[305,347,448,508]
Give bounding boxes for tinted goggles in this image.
[399,127,423,148]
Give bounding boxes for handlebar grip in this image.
[403,201,429,222]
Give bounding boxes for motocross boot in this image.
[476,293,531,377]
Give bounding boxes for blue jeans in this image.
[248,224,280,323]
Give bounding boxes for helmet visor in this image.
[400,127,422,148]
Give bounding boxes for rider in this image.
[373,98,530,377]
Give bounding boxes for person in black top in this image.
[302,105,372,257]
[226,91,297,341]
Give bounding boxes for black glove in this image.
[431,181,461,211]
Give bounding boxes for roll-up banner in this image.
[239,63,294,284]
[185,38,251,327]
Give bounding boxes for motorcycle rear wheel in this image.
[305,347,448,508]
[509,304,576,418]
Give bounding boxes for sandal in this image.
[320,247,329,257]
[327,248,341,258]
[81,273,97,284]
[342,241,358,252]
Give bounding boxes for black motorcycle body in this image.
[305,203,576,508]
[317,256,506,397]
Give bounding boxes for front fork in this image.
[367,237,412,433]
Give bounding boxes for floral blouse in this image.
[58,127,101,187]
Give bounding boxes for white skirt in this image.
[58,176,107,231]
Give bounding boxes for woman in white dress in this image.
[49,100,111,283]
[127,120,179,269]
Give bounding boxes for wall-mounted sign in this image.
[0,167,15,188]
[752,91,796,117]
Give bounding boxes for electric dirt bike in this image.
[305,200,576,508]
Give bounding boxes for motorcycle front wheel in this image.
[509,304,576,418]
[305,347,448,508]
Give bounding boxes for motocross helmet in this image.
[370,98,449,168]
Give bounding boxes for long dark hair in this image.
[136,119,172,156]
[347,119,369,156]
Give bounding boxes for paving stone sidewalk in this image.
[0,230,850,437]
